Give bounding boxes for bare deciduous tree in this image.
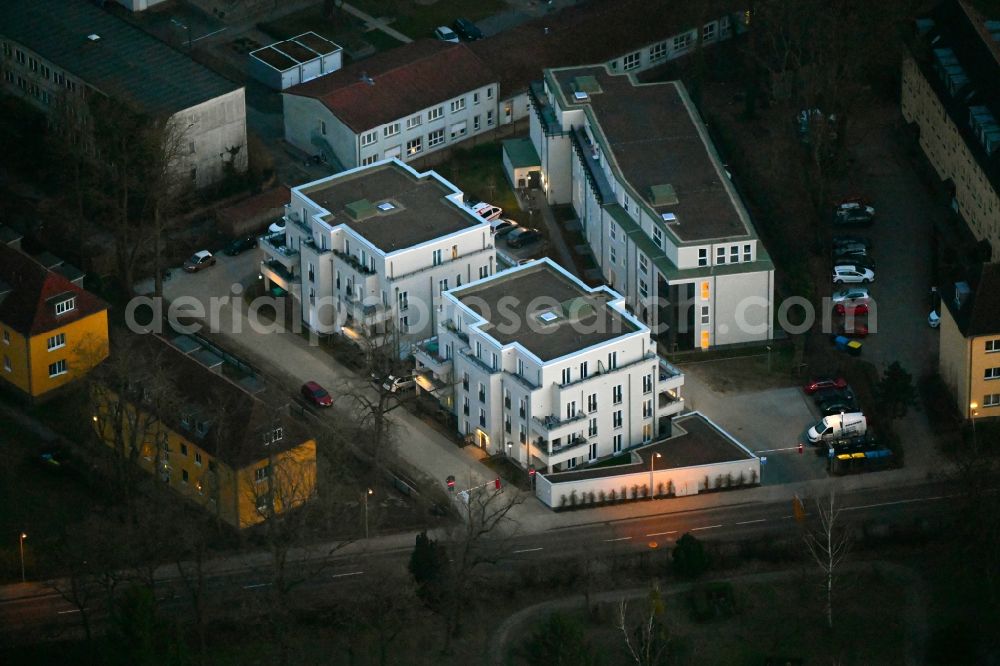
[616,584,671,666]
[803,491,851,629]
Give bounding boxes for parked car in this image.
[301,381,333,407]
[831,287,870,306]
[833,206,875,227]
[818,397,860,417]
[804,377,848,395]
[433,25,459,43]
[183,250,216,273]
[452,17,484,40]
[835,302,869,316]
[832,265,874,284]
[832,234,871,251]
[472,202,503,221]
[382,375,415,393]
[490,218,519,237]
[928,309,940,328]
[834,196,873,211]
[834,252,875,271]
[813,386,857,405]
[268,218,286,235]
[506,227,542,248]
[832,240,869,257]
[224,236,257,256]
[807,412,868,443]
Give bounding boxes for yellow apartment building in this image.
[0,243,109,399]
[939,263,1000,419]
[901,0,1000,257]
[92,334,317,528]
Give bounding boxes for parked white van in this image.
[807,412,867,443]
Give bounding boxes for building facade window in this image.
[703,22,717,41]
[986,367,1000,380]
[55,297,76,315]
[673,32,692,51]
[450,121,467,140]
[562,367,571,384]
[613,434,623,453]
[649,42,667,61]
[3,356,10,373]
[588,442,598,461]
[701,306,710,325]
[743,244,752,262]
[613,384,623,404]
[566,401,577,419]
[653,226,663,248]
[473,115,481,131]
[986,339,1000,353]
[450,98,466,113]
[643,399,653,419]
[428,129,445,147]
[406,137,422,155]
[623,52,641,70]
[48,359,67,377]
[588,418,598,437]
[383,122,400,138]
[716,247,726,265]
[486,109,494,126]
[406,114,421,129]
[643,373,653,394]
[479,408,486,427]
[360,130,378,146]
[399,315,409,332]
[579,361,589,379]
[613,410,623,429]
[984,393,1000,407]
[1,330,8,345]
[361,154,378,166]
[587,393,597,412]
[47,333,66,351]
[486,87,494,99]
[642,423,653,442]
[428,106,444,121]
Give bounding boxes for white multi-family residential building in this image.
[282,40,498,170]
[0,0,247,189]
[474,0,745,130]
[414,258,685,472]
[528,65,775,351]
[259,159,496,355]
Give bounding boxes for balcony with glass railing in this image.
[259,232,298,271]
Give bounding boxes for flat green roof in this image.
[503,138,541,169]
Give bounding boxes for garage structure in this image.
[249,32,342,90]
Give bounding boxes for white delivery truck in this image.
[807,412,867,443]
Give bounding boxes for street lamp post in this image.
[363,488,373,539]
[19,533,27,583]
[650,452,662,498]
[970,402,979,449]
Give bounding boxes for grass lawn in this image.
[349,0,507,40]
[434,142,522,222]
[522,570,909,665]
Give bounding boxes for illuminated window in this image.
[701,281,710,300]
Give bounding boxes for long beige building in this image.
[901,0,1000,256]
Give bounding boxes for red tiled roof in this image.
[0,244,108,336]
[471,0,742,95]
[284,40,497,133]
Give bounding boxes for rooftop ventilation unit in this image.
[650,183,678,206]
[345,198,377,220]
[560,297,595,320]
[87,33,101,41]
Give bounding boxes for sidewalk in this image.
[530,189,582,279]
[340,2,413,43]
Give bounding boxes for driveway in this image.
[680,364,828,486]
[148,249,506,507]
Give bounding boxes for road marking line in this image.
[645,531,677,537]
[57,608,84,614]
[735,519,767,525]
[512,547,544,554]
[691,525,722,531]
[845,496,947,511]
[756,447,801,453]
[331,571,364,578]
[242,582,270,589]
[781,514,794,519]
[603,536,632,542]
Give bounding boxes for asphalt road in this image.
[0,478,960,640]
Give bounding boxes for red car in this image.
[804,377,848,395]
[300,381,333,407]
[834,302,869,316]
